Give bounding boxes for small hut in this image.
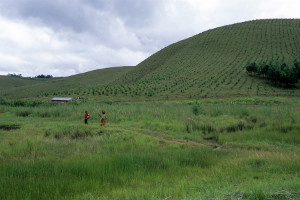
[51,97,73,103]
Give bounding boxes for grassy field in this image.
[0,19,299,199]
[0,97,299,199]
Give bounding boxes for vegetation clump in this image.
[245,60,300,87]
[34,74,53,78]
[44,126,93,139]
[0,98,43,107]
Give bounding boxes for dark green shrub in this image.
[0,98,9,106]
[44,127,93,139]
[15,110,32,117]
[246,61,300,87]
[200,124,216,134]
[192,105,202,116]
[246,62,258,75]
[11,100,26,107]
[259,62,270,76]
[70,128,92,139]
[0,98,42,107]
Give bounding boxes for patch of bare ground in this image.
[0,125,20,131]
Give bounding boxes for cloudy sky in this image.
[0,0,299,77]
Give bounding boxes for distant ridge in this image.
[0,66,134,99]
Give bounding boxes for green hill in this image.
[0,75,55,91]
[108,19,300,99]
[0,66,134,99]
[1,19,299,100]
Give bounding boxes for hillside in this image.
[1,19,300,100]
[0,75,55,91]
[0,66,134,99]
[108,19,300,99]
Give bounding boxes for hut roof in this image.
[51,97,73,101]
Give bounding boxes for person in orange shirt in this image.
[100,110,107,126]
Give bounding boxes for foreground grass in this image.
[0,97,299,199]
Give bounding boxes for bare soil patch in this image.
[0,125,20,131]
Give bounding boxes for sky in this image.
[0,0,299,77]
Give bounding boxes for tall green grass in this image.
[0,142,222,199]
[0,97,299,199]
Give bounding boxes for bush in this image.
[258,62,270,76]
[246,62,259,75]
[44,126,93,139]
[15,110,32,117]
[0,98,43,107]
[200,124,216,134]
[192,105,202,116]
[245,61,300,86]
[0,98,9,106]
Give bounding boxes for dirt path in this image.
[114,125,220,149]
[159,138,221,149]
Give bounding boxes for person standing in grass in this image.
[84,111,90,124]
[100,110,107,127]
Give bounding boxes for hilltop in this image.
[1,19,299,100]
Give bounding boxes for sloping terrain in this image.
[0,66,134,99]
[110,19,300,99]
[101,19,299,100]
[1,19,299,100]
[0,75,55,91]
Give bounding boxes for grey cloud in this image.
[1,0,97,32]
[0,0,158,31]
[0,0,299,77]
[0,0,171,50]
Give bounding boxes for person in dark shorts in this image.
[84,111,89,124]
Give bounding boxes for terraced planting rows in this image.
[40,19,299,100]
[0,67,134,99]
[2,19,298,100]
